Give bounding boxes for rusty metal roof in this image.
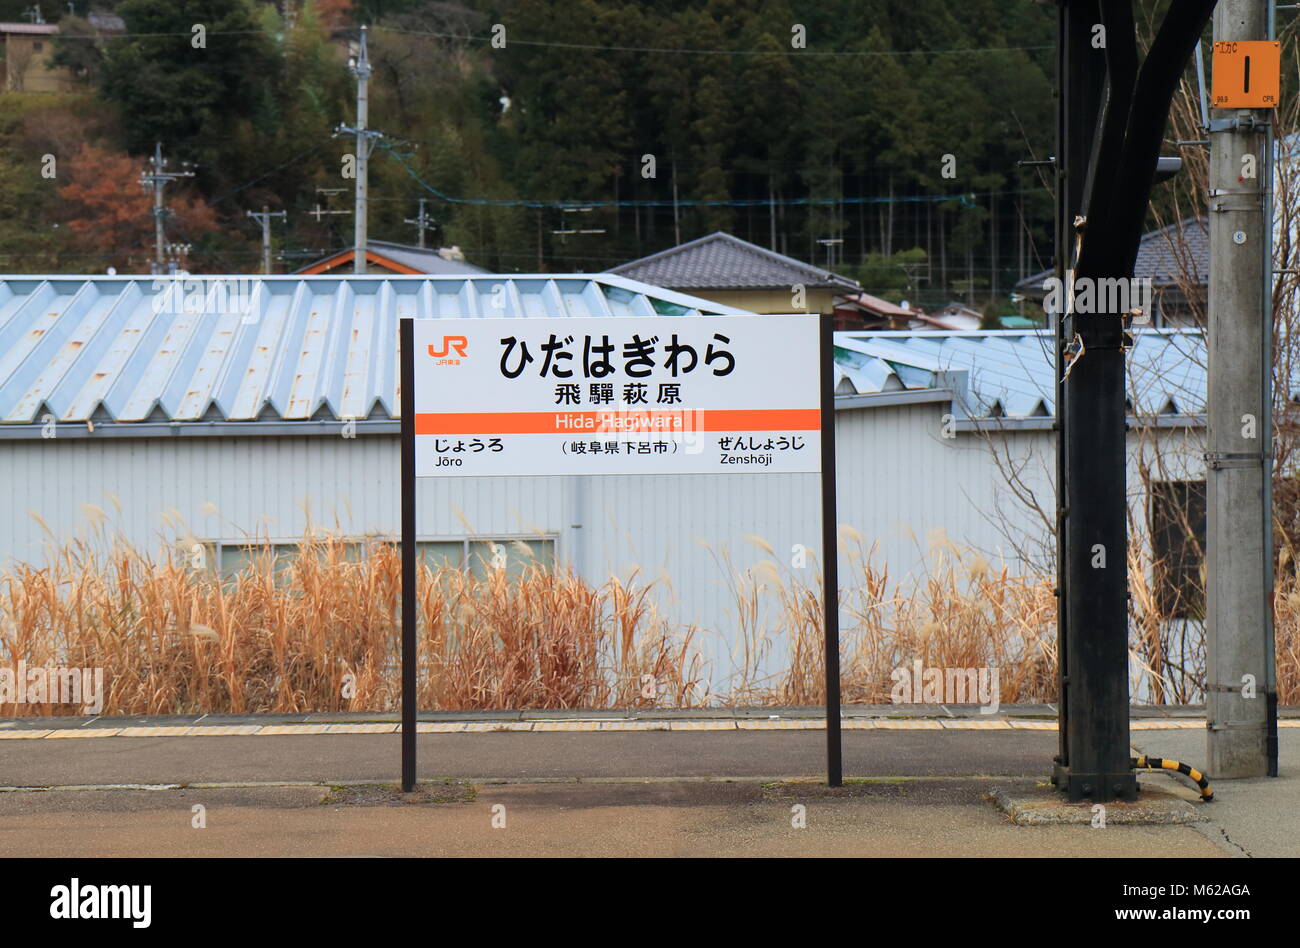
[0,274,751,426]
[0,275,1217,433]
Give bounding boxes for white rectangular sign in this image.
[410,315,821,477]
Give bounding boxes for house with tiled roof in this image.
[1014,218,1208,326]
[607,231,859,315]
[295,240,486,276]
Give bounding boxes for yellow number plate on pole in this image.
[1211,40,1281,108]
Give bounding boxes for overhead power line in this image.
[207,143,329,207]
[52,22,1051,59]
[377,141,1006,210]
[371,25,1050,58]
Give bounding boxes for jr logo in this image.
[428,336,468,358]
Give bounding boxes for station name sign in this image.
[410,315,820,476]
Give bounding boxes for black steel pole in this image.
[1053,0,1107,789]
[1062,315,1135,802]
[820,313,842,787]
[1052,0,1217,803]
[400,317,418,793]
[1058,0,1139,804]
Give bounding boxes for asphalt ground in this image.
[0,728,1058,785]
[0,778,1232,858]
[0,709,1294,857]
[1129,727,1295,858]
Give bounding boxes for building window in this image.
[1149,480,1206,619]
[218,541,314,577]
[194,536,556,580]
[466,538,555,578]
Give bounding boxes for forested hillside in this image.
[1,0,1066,308]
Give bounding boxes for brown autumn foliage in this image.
[315,0,354,33]
[57,142,219,271]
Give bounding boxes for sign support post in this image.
[398,313,833,789]
[400,317,418,793]
[820,314,841,787]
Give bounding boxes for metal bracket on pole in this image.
[1203,451,1269,469]
[1206,721,1269,731]
[1207,115,1270,134]
[1207,187,1266,213]
[1195,40,1211,128]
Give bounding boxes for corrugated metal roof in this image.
[0,277,1219,430]
[832,329,1211,419]
[0,275,751,425]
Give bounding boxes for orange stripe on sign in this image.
[415,408,820,435]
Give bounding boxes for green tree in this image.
[100,0,279,178]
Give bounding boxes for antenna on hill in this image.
[309,188,351,224]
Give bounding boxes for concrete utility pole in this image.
[404,198,435,249]
[337,26,378,274]
[353,27,369,274]
[1206,0,1278,778]
[247,205,287,275]
[139,142,194,276]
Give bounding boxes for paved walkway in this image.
[0,779,1232,858]
[0,708,1293,857]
